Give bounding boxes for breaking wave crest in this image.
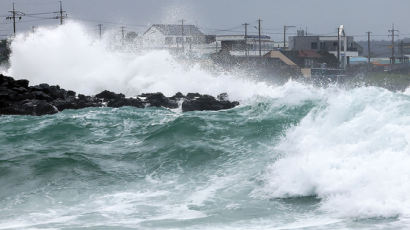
[254,86,410,219]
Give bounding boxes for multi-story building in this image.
[288,31,363,64]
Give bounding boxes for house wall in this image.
[143,27,206,48]
[143,27,167,48]
[289,36,356,52]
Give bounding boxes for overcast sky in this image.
[0,0,409,41]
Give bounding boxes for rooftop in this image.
[146,24,204,36]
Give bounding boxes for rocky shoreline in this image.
[0,74,239,116]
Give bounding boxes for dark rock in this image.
[78,94,86,100]
[0,74,239,116]
[95,90,125,100]
[186,93,201,99]
[15,93,35,101]
[0,100,10,108]
[67,90,76,97]
[12,87,28,93]
[0,88,17,101]
[169,92,185,101]
[47,86,65,99]
[76,94,102,108]
[39,83,50,89]
[139,92,178,109]
[217,93,229,101]
[32,91,53,102]
[14,79,29,88]
[182,95,239,112]
[21,100,58,116]
[52,98,78,111]
[107,98,144,108]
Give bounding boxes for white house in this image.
[143,24,207,49]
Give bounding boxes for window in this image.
[304,59,314,67]
[176,37,183,43]
[165,37,173,44]
[311,42,318,49]
[320,42,326,50]
[333,42,338,47]
[186,37,192,43]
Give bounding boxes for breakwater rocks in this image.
[0,74,239,116]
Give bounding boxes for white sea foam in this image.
[5,20,410,224]
[255,86,410,218]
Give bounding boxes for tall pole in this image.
[337,27,341,67]
[181,19,185,52]
[389,24,399,64]
[98,24,103,39]
[12,3,16,36]
[121,26,125,46]
[367,31,372,64]
[400,40,404,63]
[7,3,26,37]
[258,19,262,57]
[283,25,295,49]
[59,1,64,25]
[243,23,249,56]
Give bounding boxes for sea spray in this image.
[6,21,277,101]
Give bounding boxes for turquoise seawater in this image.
[1,85,410,230]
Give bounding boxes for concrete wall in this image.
[289,36,356,52]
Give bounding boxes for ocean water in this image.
[1,22,410,229]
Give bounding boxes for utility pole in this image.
[181,19,185,52]
[388,24,399,64]
[98,24,103,39]
[7,3,24,37]
[258,19,262,57]
[283,25,295,49]
[121,26,126,46]
[367,31,372,65]
[242,23,249,56]
[400,40,404,63]
[337,27,341,66]
[11,3,16,36]
[58,1,66,25]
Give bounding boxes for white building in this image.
[216,35,276,57]
[143,24,207,49]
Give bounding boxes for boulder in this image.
[182,95,239,112]
[186,93,201,99]
[32,91,53,102]
[52,98,78,111]
[107,98,144,108]
[0,75,239,116]
[95,90,125,100]
[169,92,185,101]
[14,79,29,88]
[21,100,58,116]
[139,92,178,109]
